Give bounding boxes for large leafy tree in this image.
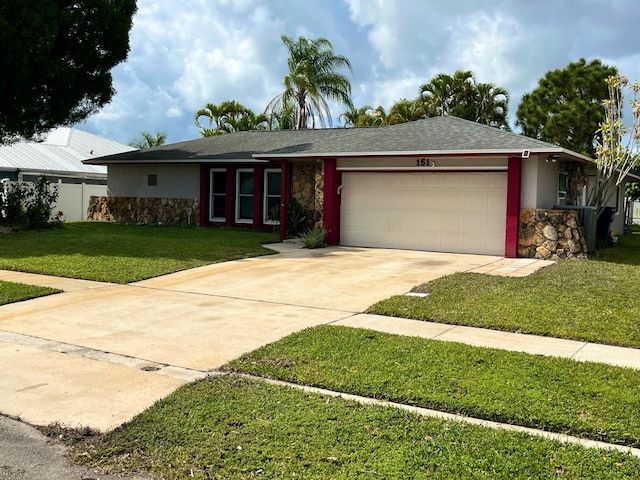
[0,0,137,144]
[516,58,617,157]
[266,35,354,129]
[418,70,510,129]
[194,100,268,136]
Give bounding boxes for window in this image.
[236,169,254,223]
[209,169,226,221]
[148,174,158,187]
[263,169,282,224]
[557,172,567,205]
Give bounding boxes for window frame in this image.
[209,168,227,222]
[263,168,282,225]
[235,168,254,224]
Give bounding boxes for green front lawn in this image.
[369,230,640,348]
[0,280,59,305]
[0,223,278,283]
[228,326,640,448]
[77,375,640,480]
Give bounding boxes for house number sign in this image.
[415,158,435,167]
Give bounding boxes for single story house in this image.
[84,116,634,258]
[1,127,134,221]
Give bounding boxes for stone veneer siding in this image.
[87,196,199,226]
[291,160,324,226]
[518,209,587,260]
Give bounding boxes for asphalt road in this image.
[0,415,151,480]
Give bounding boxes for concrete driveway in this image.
[0,243,501,431]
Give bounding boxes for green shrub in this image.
[285,198,307,237]
[0,176,59,229]
[300,224,329,248]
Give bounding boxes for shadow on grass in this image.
[592,229,640,266]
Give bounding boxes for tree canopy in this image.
[515,58,618,157]
[418,70,510,130]
[265,35,353,129]
[339,71,510,129]
[128,130,168,149]
[194,100,269,136]
[0,0,137,144]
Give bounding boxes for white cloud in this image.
[80,0,640,144]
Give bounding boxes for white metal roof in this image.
[0,127,135,176]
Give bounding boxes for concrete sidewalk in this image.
[334,314,640,370]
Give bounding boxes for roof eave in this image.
[253,148,595,162]
[83,158,270,165]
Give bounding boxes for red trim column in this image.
[505,157,521,258]
[253,166,263,230]
[323,158,341,245]
[199,165,208,226]
[225,167,234,226]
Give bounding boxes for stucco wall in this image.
[520,156,558,209]
[107,164,200,199]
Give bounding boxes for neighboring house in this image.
[84,116,636,258]
[0,127,135,221]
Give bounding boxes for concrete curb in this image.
[235,373,640,459]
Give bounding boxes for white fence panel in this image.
[53,183,107,221]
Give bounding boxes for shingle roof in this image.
[84,116,592,165]
[1,128,134,175]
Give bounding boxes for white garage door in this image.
[340,172,507,255]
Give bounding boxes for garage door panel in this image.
[389,211,419,231]
[418,211,444,232]
[441,195,465,212]
[340,172,507,255]
[420,173,442,187]
[418,231,442,250]
[394,174,421,188]
[464,173,489,188]
[486,214,506,232]
[463,213,491,233]
[464,191,488,210]
[441,174,465,188]
[488,174,506,189]
[419,191,443,210]
[487,192,507,210]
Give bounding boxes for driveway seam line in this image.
[0,329,208,381]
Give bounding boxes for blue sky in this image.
[80,0,640,146]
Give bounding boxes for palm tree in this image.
[266,35,354,129]
[340,105,386,127]
[194,100,268,136]
[128,130,167,149]
[419,70,475,117]
[387,98,422,125]
[417,70,511,129]
[474,82,510,130]
[194,102,226,136]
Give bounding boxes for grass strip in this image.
[227,326,640,448]
[368,231,640,348]
[0,280,59,305]
[0,222,278,283]
[78,375,640,480]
